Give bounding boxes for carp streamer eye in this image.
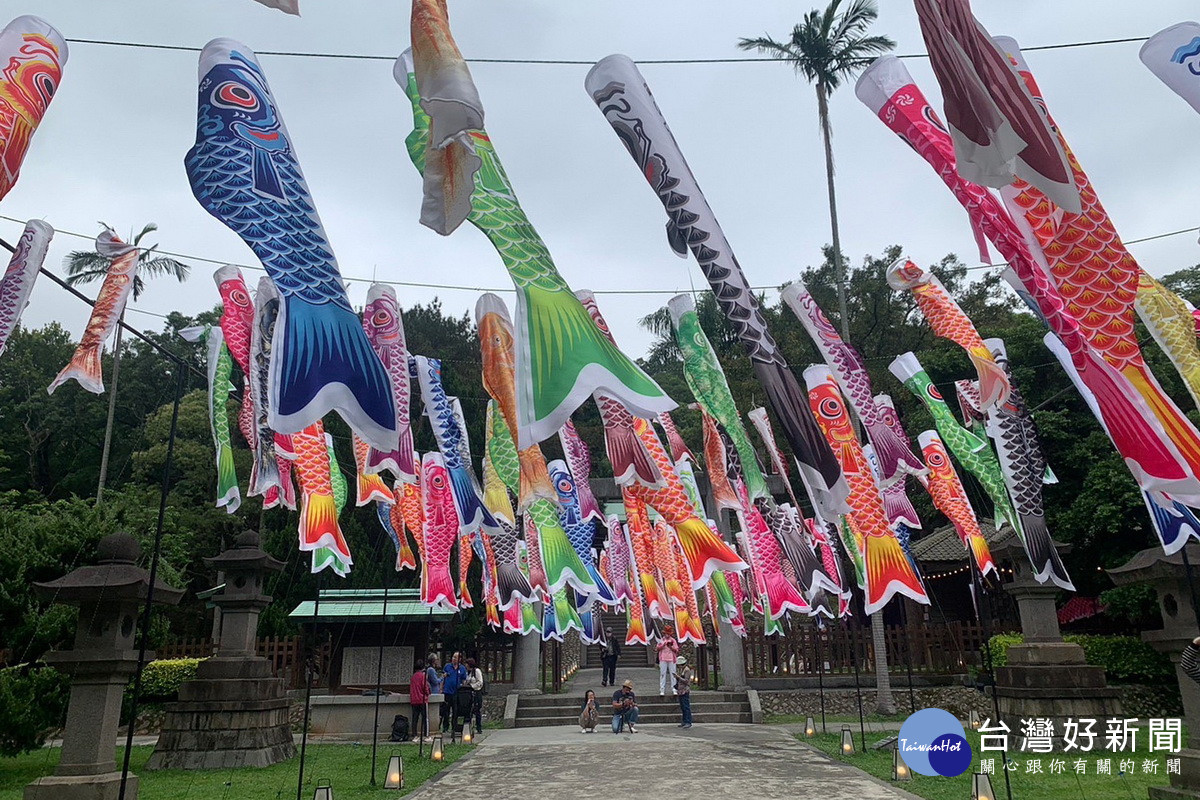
[214,81,259,110]
[557,478,573,494]
[818,396,842,419]
[230,288,250,306]
[373,310,392,327]
[928,384,943,400]
[927,452,945,469]
[431,474,445,488]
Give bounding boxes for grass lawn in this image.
[0,742,471,800]
[804,731,1173,800]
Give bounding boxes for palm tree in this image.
[738,0,893,341]
[740,2,897,714]
[64,222,190,503]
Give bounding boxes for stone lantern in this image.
[990,533,1121,732]
[148,530,294,769]
[1109,543,1200,800]
[24,532,182,800]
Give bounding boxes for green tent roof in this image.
[289,588,455,622]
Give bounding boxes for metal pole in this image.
[849,614,867,752]
[296,574,323,800]
[974,563,1013,800]
[901,601,917,713]
[95,317,123,504]
[118,366,185,800]
[815,618,827,734]
[370,563,391,785]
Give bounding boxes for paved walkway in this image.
[406,723,920,799]
[564,666,668,697]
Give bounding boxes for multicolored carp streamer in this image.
[548,458,615,606]
[582,292,746,587]
[1141,23,1200,117]
[886,258,1009,410]
[419,451,458,609]
[377,501,413,572]
[397,32,672,451]
[481,411,535,610]
[181,324,239,513]
[657,411,694,465]
[352,434,393,506]
[918,430,996,577]
[863,444,917,565]
[0,16,66,202]
[363,284,417,483]
[0,219,51,359]
[872,395,924,531]
[890,352,1019,536]
[911,0,1077,213]
[410,354,496,537]
[668,293,768,500]
[291,421,352,575]
[185,39,395,450]
[557,420,603,523]
[214,266,256,465]
[248,277,288,505]
[475,293,594,598]
[1042,332,1200,555]
[781,280,926,484]
[48,229,137,395]
[976,339,1072,590]
[747,407,799,507]
[618,520,651,644]
[314,431,352,576]
[572,290,662,490]
[1134,272,1200,411]
[804,366,928,614]
[586,54,848,520]
[996,39,1200,486]
[856,54,1200,505]
[604,512,636,607]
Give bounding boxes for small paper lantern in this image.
[969,710,981,730]
[804,716,816,737]
[431,732,444,761]
[384,754,403,790]
[892,748,912,782]
[840,725,854,754]
[463,720,473,744]
[972,772,995,800]
[313,780,333,800]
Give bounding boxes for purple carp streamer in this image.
[586,54,848,520]
[0,219,51,359]
[781,279,925,484]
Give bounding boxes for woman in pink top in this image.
[409,662,431,741]
[656,627,680,696]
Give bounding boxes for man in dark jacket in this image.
[601,627,621,687]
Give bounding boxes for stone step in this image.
[516,701,751,719]
[516,691,747,708]
[515,711,753,727]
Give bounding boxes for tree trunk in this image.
[95,316,123,504]
[817,85,851,340]
[871,612,897,715]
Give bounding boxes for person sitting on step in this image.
[580,689,599,733]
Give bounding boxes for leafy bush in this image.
[135,658,204,700]
[985,634,1172,683]
[0,664,69,756]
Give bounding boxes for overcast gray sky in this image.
[4,0,1199,362]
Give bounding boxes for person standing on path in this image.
[656,628,680,696]
[410,660,431,741]
[675,656,693,729]
[611,679,639,734]
[425,654,445,733]
[465,657,485,732]
[442,651,467,733]
[601,626,621,687]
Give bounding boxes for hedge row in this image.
[987,634,1173,683]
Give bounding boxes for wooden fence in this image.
[741,621,995,679]
[154,635,330,689]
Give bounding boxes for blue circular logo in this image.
[897,708,973,777]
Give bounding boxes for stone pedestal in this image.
[993,546,1121,732]
[511,625,542,696]
[717,615,748,691]
[148,531,294,770]
[25,533,182,800]
[1109,545,1200,800]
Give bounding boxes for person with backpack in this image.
[675,656,694,729]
